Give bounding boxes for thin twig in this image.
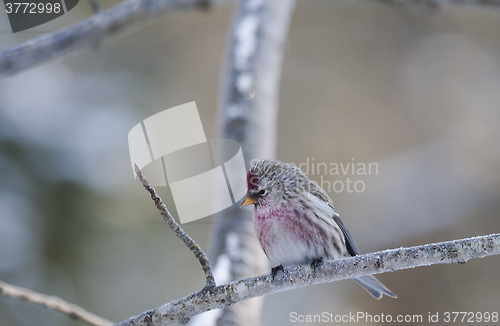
[116,233,500,326]
[134,163,216,289]
[0,0,224,76]
[0,280,113,326]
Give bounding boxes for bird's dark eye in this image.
[258,189,266,195]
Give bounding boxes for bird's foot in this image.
[311,258,323,271]
[271,265,284,280]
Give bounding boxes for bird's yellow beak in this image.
[240,195,257,207]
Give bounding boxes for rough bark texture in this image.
[208,0,297,325]
[113,233,500,326]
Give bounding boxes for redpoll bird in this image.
[241,159,396,299]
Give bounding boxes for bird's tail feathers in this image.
[354,275,397,299]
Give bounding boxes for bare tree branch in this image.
[134,164,216,289]
[205,0,297,325]
[3,165,499,324]
[2,220,498,326]
[1,0,499,76]
[115,233,500,326]
[0,0,224,76]
[0,280,114,326]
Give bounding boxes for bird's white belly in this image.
[254,208,321,268]
[265,222,315,267]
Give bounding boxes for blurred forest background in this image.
[1,1,500,325]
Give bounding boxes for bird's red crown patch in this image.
[247,170,259,190]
